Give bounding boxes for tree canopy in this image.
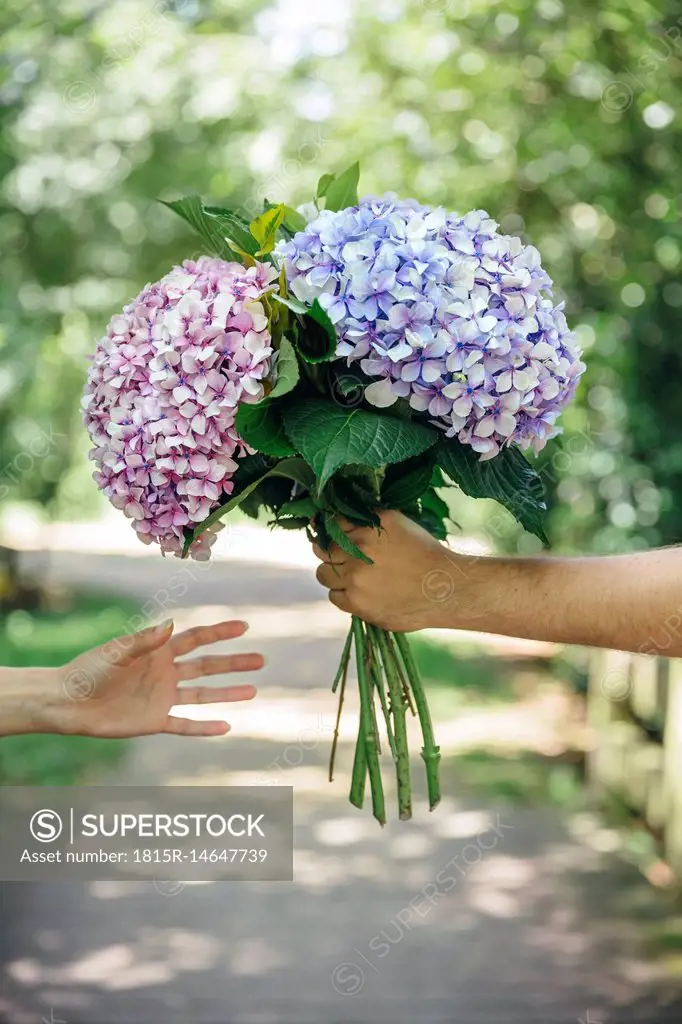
[1,0,680,552]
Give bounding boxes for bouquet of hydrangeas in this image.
[83,162,584,824]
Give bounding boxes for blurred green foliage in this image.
[412,634,512,703]
[444,749,584,807]
[1,0,680,551]
[413,634,584,807]
[0,593,136,782]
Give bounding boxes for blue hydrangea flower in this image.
[276,193,585,459]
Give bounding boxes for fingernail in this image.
[156,619,174,634]
[239,621,249,632]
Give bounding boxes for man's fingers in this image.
[170,619,249,657]
[335,519,375,553]
[174,683,257,705]
[175,653,264,682]
[164,716,230,737]
[311,542,327,562]
[316,563,346,590]
[311,541,346,565]
[329,589,352,614]
[335,516,365,536]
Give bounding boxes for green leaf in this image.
[421,487,450,522]
[269,457,316,489]
[283,399,438,491]
[397,482,450,540]
[295,299,338,362]
[398,503,421,525]
[272,293,308,316]
[381,454,435,508]
[182,472,269,555]
[274,296,337,360]
[278,496,318,519]
[255,475,298,515]
[282,205,307,233]
[269,337,299,399]
[316,172,336,199]
[324,162,360,212]
[383,397,414,420]
[431,465,448,488]
[238,490,263,519]
[204,205,251,230]
[201,205,264,261]
[235,403,296,457]
[438,438,548,542]
[414,503,449,541]
[333,373,366,397]
[250,204,285,255]
[182,457,315,555]
[273,516,310,531]
[272,294,338,362]
[324,476,381,527]
[261,201,305,239]
[323,513,373,565]
[214,213,261,257]
[161,196,238,260]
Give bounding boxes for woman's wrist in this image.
[0,667,68,737]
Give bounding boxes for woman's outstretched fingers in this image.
[115,619,174,666]
[170,620,249,657]
[164,716,231,737]
[175,653,264,682]
[174,683,258,705]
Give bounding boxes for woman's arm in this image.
[0,666,62,736]
[313,511,682,656]
[0,618,263,738]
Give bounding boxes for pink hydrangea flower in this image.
[82,256,278,557]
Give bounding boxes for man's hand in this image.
[313,511,462,632]
[48,618,262,738]
[313,510,682,657]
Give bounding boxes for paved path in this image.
[1,532,681,1023]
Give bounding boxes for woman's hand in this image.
[1,619,262,738]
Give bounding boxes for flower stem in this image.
[374,625,412,821]
[349,723,367,809]
[393,631,441,811]
[329,625,353,783]
[386,631,416,717]
[353,616,386,826]
[366,625,396,760]
[332,628,353,694]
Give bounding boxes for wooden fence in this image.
[587,648,682,874]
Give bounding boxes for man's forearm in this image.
[0,667,63,736]
[437,547,682,656]
[313,512,682,653]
